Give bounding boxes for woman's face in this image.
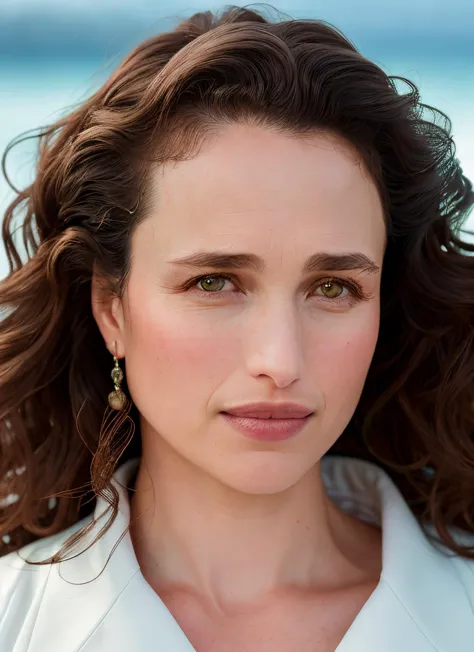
[105,125,386,493]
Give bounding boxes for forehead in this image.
[139,125,386,263]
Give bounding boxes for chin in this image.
[213,452,313,495]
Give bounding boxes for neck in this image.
[129,437,381,613]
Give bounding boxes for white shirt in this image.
[1,455,474,651]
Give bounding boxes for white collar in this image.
[21,455,474,651]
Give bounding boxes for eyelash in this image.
[181,273,370,305]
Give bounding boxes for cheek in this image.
[122,298,235,411]
[316,311,379,407]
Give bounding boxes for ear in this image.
[91,270,126,358]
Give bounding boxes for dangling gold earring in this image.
[108,343,128,410]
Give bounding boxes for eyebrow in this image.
[168,251,380,275]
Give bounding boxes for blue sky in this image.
[1,0,473,59]
[3,0,473,22]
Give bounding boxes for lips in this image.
[222,402,314,419]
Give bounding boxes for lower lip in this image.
[220,412,313,441]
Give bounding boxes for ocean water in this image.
[0,56,473,279]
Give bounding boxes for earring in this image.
[108,351,128,411]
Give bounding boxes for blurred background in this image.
[1,0,473,279]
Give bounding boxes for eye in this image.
[314,280,349,299]
[196,274,236,293]
[183,273,368,305]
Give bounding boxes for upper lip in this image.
[222,402,314,419]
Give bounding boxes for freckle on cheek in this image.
[345,331,378,368]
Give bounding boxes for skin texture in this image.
[92,125,386,642]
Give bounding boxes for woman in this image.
[1,5,474,651]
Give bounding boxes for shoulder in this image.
[0,517,91,647]
[422,521,474,602]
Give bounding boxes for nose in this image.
[244,299,304,389]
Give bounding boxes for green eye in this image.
[317,281,346,299]
[198,275,227,292]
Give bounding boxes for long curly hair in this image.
[1,5,473,564]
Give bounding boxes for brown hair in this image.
[1,5,473,564]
